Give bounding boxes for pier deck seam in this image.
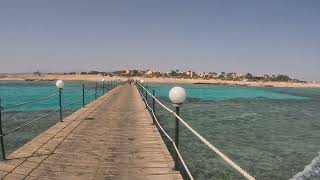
[0,85,182,180]
[0,87,120,179]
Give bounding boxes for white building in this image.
[145,70,154,76]
[186,70,193,78]
[123,69,130,74]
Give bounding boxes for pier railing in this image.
[0,80,120,160]
[136,82,256,180]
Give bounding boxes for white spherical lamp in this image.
[140,79,144,84]
[56,80,64,89]
[102,79,105,82]
[169,87,186,106]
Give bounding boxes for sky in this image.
[0,0,319,81]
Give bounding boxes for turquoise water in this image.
[0,81,103,111]
[0,81,109,156]
[145,84,320,180]
[150,84,308,100]
[1,81,320,180]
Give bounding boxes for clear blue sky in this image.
[0,0,319,80]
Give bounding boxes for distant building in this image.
[186,70,193,78]
[33,71,41,76]
[253,76,265,81]
[123,69,130,74]
[145,70,153,76]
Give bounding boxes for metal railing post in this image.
[82,84,85,107]
[59,89,63,122]
[0,97,6,160]
[95,82,97,99]
[152,89,155,125]
[145,85,148,108]
[102,81,105,94]
[142,85,144,100]
[174,106,180,170]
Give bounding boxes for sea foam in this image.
[290,152,320,180]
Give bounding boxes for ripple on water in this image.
[150,84,320,180]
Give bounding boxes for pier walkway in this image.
[0,85,182,180]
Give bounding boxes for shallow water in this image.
[146,84,320,180]
[1,81,320,180]
[0,81,109,156]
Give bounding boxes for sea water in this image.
[146,84,320,180]
[1,81,320,180]
[0,81,106,156]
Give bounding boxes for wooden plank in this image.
[1,85,183,179]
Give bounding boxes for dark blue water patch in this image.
[167,96,314,108]
[272,88,320,101]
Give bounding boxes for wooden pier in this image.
[0,85,182,180]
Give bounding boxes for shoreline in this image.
[1,74,320,88]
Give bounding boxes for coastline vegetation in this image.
[73,69,305,83]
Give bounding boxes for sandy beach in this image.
[1,74,320,88]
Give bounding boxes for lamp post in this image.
[169,86,186,170]
[140,79,145,100]
[102,79,105,94]
[56,80,64,122]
